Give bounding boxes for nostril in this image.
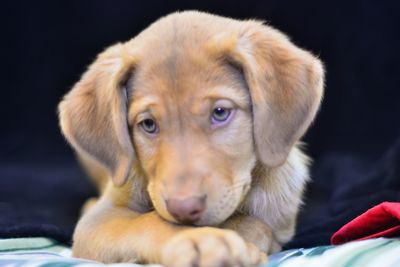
[189,210,200,216]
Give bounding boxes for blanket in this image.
[331,202,400,245]
[0,237,399,267]
[287,137,400,248]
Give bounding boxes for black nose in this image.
[166,195,206,224]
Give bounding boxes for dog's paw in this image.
[161,227,267,267]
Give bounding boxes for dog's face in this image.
[59,11,324,226]
[130,50,255,225]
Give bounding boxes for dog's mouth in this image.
[147,169,252,226]
[152,185,246,226]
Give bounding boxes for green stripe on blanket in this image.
[0,237,399,267]
[268,238,400,267]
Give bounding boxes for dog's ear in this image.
[210,22,324,167]
[58,43,136,186]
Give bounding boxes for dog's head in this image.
[59,11,324,226]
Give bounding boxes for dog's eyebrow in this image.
[128,95,158,121]
[204,86,249,109]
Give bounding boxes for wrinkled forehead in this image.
[131,46,247,100]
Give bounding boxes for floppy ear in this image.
[211,22,324,167]
[58,43,136,186]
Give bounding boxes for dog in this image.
[58,11,324,267]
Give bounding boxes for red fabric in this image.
[331,202,400,245]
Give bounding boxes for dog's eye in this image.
[139,119,158,134]
[211,107,232,123]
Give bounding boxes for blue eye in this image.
[211,107,234,127]
[139,119,158,134]
[212,107,231,122]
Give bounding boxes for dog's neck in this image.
[238,145,310,245]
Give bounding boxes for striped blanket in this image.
[0,237,399,267]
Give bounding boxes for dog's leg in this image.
[80,197,98,215]
[221,215,281,255]
[77,155,110,215]
[73,198,265,267]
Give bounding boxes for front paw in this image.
[161,227,267,267]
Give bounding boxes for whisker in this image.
[226,182,249,191]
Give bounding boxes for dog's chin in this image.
[155,207,237,227]
[193,214,231,227]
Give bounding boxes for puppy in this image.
[59,11,324,267]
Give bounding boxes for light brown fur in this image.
[58,11,324,267]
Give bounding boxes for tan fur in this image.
[58,11,324,267]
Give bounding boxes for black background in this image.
[1,0,399,247]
